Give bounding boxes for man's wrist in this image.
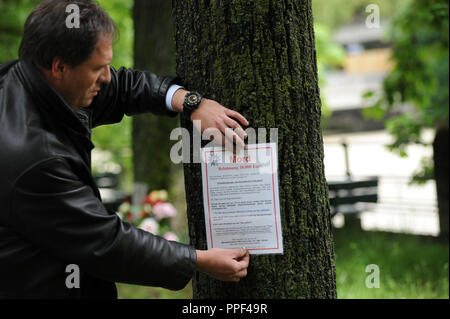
[168,86,188,113]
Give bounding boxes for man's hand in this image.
[196,248,250,282]
[172,89,249,150]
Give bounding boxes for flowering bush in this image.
[117,189,179,242]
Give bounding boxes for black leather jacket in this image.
[0,60,197,299]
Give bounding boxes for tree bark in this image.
[132,0,179,191]
[173,0,336,298]
[434,125,449,240]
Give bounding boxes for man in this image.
[0,0,249,298]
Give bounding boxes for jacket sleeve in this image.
[9,157,197,291]
[90,66,180,128]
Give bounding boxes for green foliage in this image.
[90,0,135,191]
[378,0,449,127]
[363,0,449,182]
[97,0,134,69]
[314,23,346,119]
[385,112,425,157]
[410,156,434,185]
[0,0,40,62]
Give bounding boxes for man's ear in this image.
[51,57,68,80]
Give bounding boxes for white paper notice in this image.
[201,143,283,255]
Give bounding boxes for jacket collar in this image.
[16,59,91,136]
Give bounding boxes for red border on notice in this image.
[204,146,279,251]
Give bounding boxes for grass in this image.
[116,229,449,299]
[117,281,192,299]
[334,228,449,299]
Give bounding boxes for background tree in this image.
[173,0,336,298]
[364,0,449,239]
[132,0,181,191]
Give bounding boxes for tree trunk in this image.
[173,0,336,298]
[132,0,179,191]
[434,125,449,240]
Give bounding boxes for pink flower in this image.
[163,232,179,242]
[138,218,159,234]
[152,202,177,220]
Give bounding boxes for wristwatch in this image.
[182,91,202,119]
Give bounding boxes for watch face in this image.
[187,93,199,105]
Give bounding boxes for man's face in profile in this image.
[55,33,113,110]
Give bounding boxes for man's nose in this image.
[99,65,111,84]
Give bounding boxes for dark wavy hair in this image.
[19,0,118,69]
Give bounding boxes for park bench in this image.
[328,176,379,219]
